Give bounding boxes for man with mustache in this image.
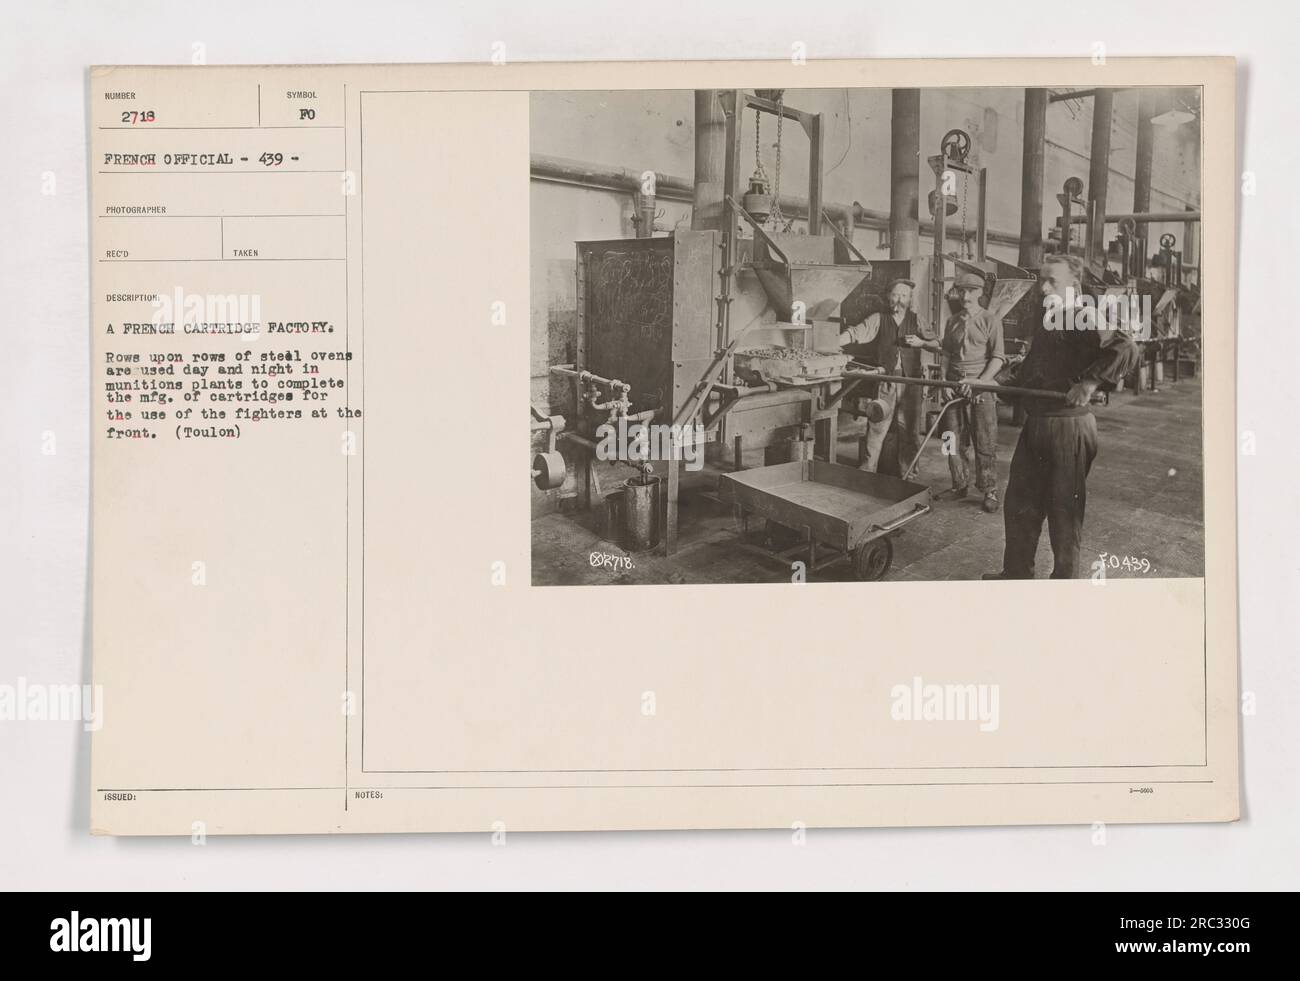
[838,278,935,473]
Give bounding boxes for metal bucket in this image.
[623,476,661,552]
[603,489,626,543]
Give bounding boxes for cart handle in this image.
[860,503,931,543]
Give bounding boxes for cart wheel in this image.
[764,520,802,551]
[852,537,894,581]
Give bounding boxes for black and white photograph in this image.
[4,0,1293,928]
[530,86,1204,584]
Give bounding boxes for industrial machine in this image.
[1044,178,1202,391]
[1137,231,1201,387]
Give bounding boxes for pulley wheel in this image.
[941,128,971,163]
[532,451,566,490]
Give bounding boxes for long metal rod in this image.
[844,370,1069,403]
[712,381,776,398]
[903,397,965,479]
[558,432,599,452]
[822,377,864,412]
[671,335,747,429]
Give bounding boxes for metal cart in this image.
[720,458,931,581]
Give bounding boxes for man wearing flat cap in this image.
[938,270,1005,512]
[838,277,935,473]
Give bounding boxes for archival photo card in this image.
[88,59,1237,835]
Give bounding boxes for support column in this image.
[1133,88,1157,274]
[1087,88,1115,263]
[692,90,726,231]
[889,88,921,259]
[1018,88,1047,269]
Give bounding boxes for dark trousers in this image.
[940,393,998,492]
[1002,412,1098,579]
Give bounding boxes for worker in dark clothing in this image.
[839,278,935,472]
[985,254,1140,580]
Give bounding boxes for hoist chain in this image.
[960,170,970,258]
[769,93,790,231]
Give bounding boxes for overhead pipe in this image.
[532,154,694,199]
[1061,210,1201,225]
[531,154,1022,248]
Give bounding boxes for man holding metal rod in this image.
[985,253,1140,580]
[842,255,1136,580]
[924,271,1006,513]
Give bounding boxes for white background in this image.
[1,0,1294,889]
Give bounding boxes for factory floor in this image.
[532,374,1205,584]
